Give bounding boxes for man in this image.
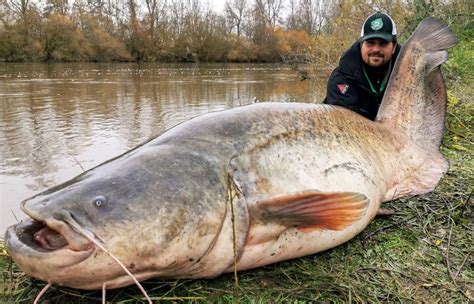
[324,12,401,120]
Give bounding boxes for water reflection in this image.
[0,62,327,232]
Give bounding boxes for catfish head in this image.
[5,144,235,289]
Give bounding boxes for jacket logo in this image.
[338,84,349,94]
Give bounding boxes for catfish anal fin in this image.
[257,191,369,231]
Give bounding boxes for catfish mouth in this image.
[6,211,95,269]
[34,221,68,251]
[13,220,62,252]
[12,219,82,253]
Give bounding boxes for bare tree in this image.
[225,0,248,37]
[86,0,105,16]
[127,0,142,60]
[255,0,284,27]
[168,0,188,36]
[296,0,327,35]
[286,0,298,30]
[45,0,69,16]
[7,0,30,19]
[144,0,166,32]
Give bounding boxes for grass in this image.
[1,37,473,304]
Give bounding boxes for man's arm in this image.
[324,69,369,117]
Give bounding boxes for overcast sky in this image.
[209,0,226,13]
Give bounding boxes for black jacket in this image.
[323,40,401,120]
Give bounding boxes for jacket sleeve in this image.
[323,69,369,117]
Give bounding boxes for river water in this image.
[0,62,327,234]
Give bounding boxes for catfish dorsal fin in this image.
[256,190,369,231]
[375,17,458,152]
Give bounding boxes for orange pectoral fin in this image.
[257,190,369,231]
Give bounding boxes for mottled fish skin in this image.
[151,102,434,271]
[5,17,457,290]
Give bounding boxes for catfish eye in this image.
[93,196,107,208]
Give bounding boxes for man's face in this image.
[361,38,396,68]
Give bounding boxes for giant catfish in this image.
[6,17,458,292]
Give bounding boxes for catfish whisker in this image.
[10,209,19,223]
[86,236,152,303]
[66,220,152,304]
[69,154,86,172]
[33,282,52,304]
[102,283,107,304]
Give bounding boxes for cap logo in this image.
[370,18,383,31]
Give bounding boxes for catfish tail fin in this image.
[376,17,458,152]
[377,17,458,200]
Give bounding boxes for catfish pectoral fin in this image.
[256,190,369,231]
